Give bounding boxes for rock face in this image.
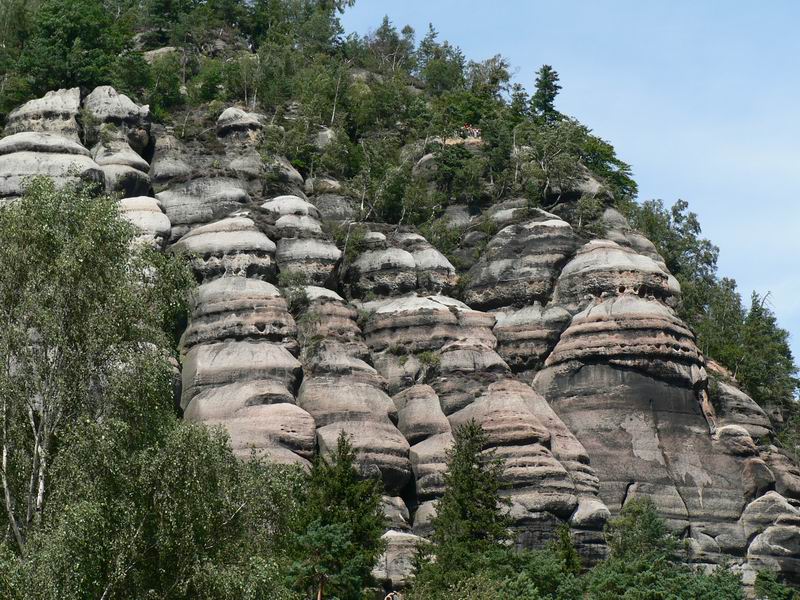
[6,89,800,588]
[260,195,342,285]
[119,196,171,248]
[464,212,580,309]
[5,88,82,140]
[0,132,104,199]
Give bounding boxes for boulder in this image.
[544,294,703,385]
[0,131,88,156]
[83,86,151,152]
[261,194,320,219]
[347,246,417,298]
[92,138,150,196]
[216,107,263,136]
[149,133,192,187]
[0,148,103,199]
[373,531,425,589]
[317,421,411,493]
[119,196,171,248]
[5,88,81,140]
[171,217,276,280]
[710,378,773,439]
[312,193,357,221]
[464,216,580,310]
[275,238,341,285]
[393,385,451,445]
[391,232,457,293]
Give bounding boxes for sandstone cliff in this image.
[2,86,799,590]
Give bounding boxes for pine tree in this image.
[413,420,511,590]
[289,431,386,600]
[738,292,799,409]
[531,64,562,121]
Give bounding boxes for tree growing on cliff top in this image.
[532,64,562,121]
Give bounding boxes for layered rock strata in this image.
[5,89,800,587]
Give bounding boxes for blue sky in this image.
[342,1,800,362]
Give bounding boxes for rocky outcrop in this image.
[6,87,800,587]
[552,239,681,313]
[493,303,571,378]
[83,86,151,153]
[180,288,311,464]
[464,213,580,310]
[171,216,276,281]
[0,132,104,199]
[5,88,81,140]
[92,138,151,196]
[261,195,342,285]
[394,385,453,535]
[710,378,773,439]
[294,286,412,494]
[119,196,171,248]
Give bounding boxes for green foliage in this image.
[277,270,309,313]
[327,221,368,267]
[289,431,385,600]
[0,177,195,551]
[417,24,465,96]
[755,570,800,600]
[531,64,561,121]
[587,498,745,600]
[15,0,133,96]
[194,57,225,103]
[413,421,511,591]
[148,53,185,119]
[574,194,607,237]
[0,178,306,599]
[432,143,487,203]
[738,293,800,409]
[552,523,582,575]
[416,350,441,368]
[16,420,304,599]
[631,199,799,414]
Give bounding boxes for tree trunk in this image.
[2,398,24,555]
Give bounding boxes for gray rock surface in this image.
[464,215,580,309]
[0,151,105,198]
[5,88,81,140]
[83,86,151,152]
[6,86,800,585]
[171,217,276,280]
[119,196,171,248]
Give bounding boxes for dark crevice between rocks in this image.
[650,395,692,532]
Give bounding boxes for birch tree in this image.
[0,177,192,556]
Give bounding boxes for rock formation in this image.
[3,87,799,589]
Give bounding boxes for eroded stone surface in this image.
[464,215,580,309]
[5,88,81,140]
[171,217,276,280]
[119,196,171,248]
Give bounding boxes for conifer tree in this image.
[531,64,562,120]
[289,431,386,600]
[413,420,511,590]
